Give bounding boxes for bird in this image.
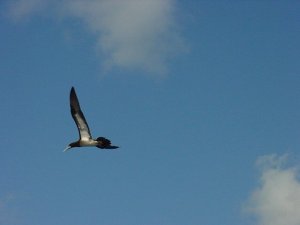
[64,87,119,152]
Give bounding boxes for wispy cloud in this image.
[5,0,185,75]
[245,154,300,225]
[0,193,20,225]
[5,0,49,22]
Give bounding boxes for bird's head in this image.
[63,146,72,152]
[63,142,79,152]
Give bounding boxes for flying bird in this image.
[64,87,119,152]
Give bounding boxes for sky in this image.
[1,1,300,225]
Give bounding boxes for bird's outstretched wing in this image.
[70,87,92,140]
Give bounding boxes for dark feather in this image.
[70,87,92,140]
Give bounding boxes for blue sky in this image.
[1,1,300,225]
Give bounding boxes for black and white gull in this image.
[64,87,119,152]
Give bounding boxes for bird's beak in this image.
[63,146,71,152]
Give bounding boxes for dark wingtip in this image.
[70,87,77,98]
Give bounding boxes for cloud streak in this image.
[6,0,185,75]
[246,154,300,225]
[5,0,49,22]
[0,193,20,225]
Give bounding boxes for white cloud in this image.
[246,154,300,225]
[6,0,185,75]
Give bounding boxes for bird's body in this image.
[64,87,119,152]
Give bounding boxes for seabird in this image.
[64,87,119,152]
